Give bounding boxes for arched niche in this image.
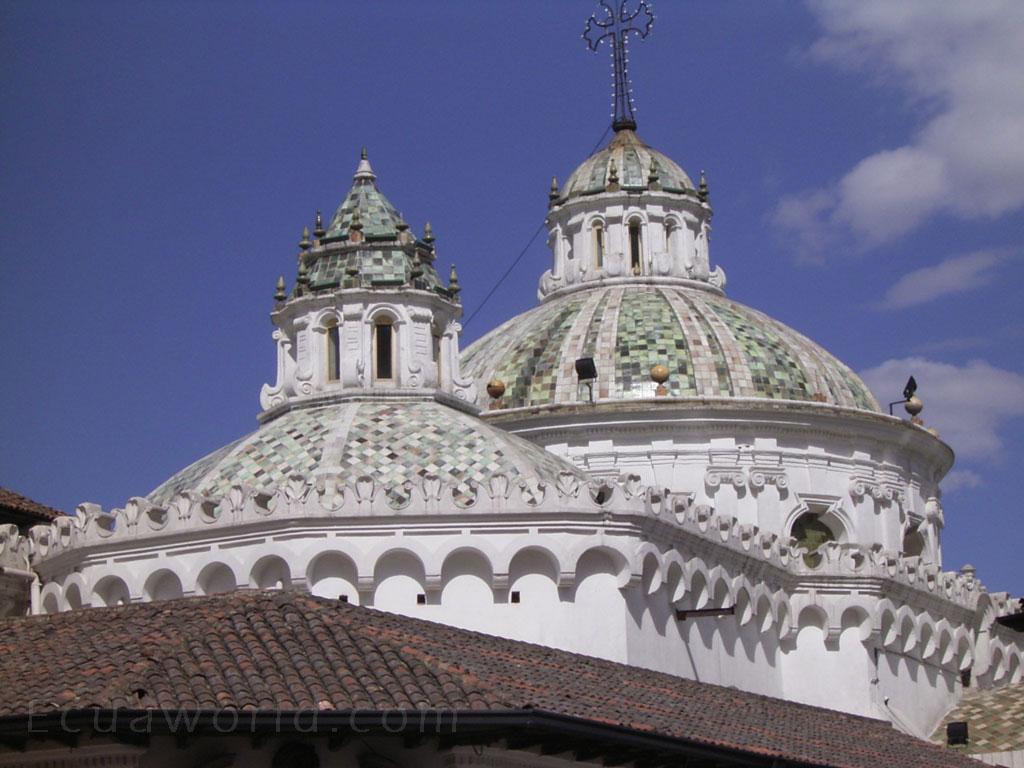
[373,550,426,613]
[251,555,291,591]
[197,562,237,596]
[440,549,493,608]
[508,547,560,605]
[145,570,184,602]
[93,575,131,607]
[308,551,359,604]
[64,582,84,611]
[41,592,60,615]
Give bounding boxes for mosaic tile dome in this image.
[560,129,695,199]
[462,285,881,412]
[147,400,584,506]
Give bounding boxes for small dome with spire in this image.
[296,150,448,295]
[322,149,409,244]
[559,129,695,200]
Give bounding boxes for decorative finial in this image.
[583,0,654,132]
[606,158,620,190]
[396,213,409,232]
[905,393,924,426]
[486,378,506,408]
[423,221,435,245]
[448,263,460,296]
[299,226,312,250]
[650,364,669,396]
[296,259,309,294]
[313,210,325,239]
[698,170,709,203]
[274,275,286,302]
[549,176,559,204]
[353,147,376,182]
[410,252,423,280]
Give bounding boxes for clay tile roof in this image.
[0,486,63,528]
[0,591,982,768]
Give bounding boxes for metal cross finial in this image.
[583,0,654,132]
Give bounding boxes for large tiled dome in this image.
[147,400,584,506]
[462,285,880,412]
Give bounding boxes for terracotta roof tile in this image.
[0,486,63,526]
[0,591,981,768]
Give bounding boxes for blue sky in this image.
[2,1,1021,594]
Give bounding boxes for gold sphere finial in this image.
[904,394,923,417]
[486,378,506,401]
[650,364,669,396]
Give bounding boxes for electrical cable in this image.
[463,125,612,328]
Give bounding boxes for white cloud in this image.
[942,469,984,493]
[859,357,1024,460]
[878,251,1008,310]
[778,1,1024,255]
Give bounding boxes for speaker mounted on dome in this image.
[575,357,598,403]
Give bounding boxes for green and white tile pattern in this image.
[147,401,584,506]
[462,285,880,412]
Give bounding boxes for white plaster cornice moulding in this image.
[482,399,954,473]
[19,470,1008,619]
[539,274,725,303]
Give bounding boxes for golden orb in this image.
[650,364,670,384]
[904,395,923,416]
[486,379,506,399]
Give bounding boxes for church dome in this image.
[147,399,583,507]
[560,129,695,200]
[462,284,880,412]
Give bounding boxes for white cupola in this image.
[539,128,724,301]
[259,150,476,418]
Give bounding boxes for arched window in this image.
[902,527,926,558]
[373,318,395,382]
[664,219,678,261]
[791,508,844,567]
[592,222,605,269]
[325,319,340,382]
[432,328,443,385]
[628,219,642,273]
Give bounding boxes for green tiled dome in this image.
[323,175,404,242]
[462,285,881,412]
[561,130,694,199]
[299,150,447,294]
[305,247,445,293]
[147,400,585,506]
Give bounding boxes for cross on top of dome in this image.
[583,0,655,132]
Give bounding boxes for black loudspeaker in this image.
[575,357,597,380]
[946,721,968,746]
